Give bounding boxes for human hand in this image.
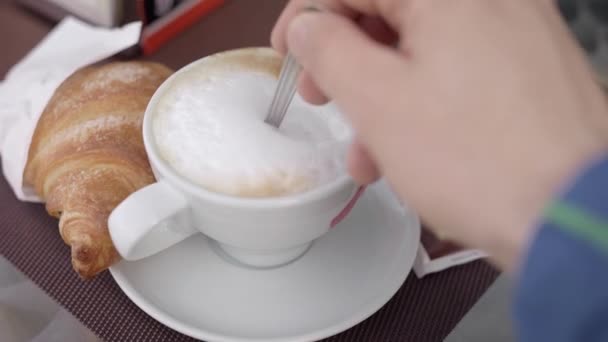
[271,0,608,270]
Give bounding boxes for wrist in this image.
[503,143,607,272]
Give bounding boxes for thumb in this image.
[286,12,409,126]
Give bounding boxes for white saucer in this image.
[110,181,420,342]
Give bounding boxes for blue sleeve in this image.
[514,157,608,342]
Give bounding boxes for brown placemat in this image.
[0,165,498,342]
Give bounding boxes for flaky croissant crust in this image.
[24,61,173,278]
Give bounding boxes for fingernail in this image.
[302,4,322,13]
[287,14,317,59]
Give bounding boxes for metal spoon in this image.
[264,52,301,128]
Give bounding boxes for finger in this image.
[347,139,381,185]
[272,0,356,54]
[271,0,308,54]
[293,14,398,106]
[272,0,405,55]
[287,12,409,128]
[297,72,329,104]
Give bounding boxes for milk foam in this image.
[153,67,352,197]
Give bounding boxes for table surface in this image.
[0,0,500,341]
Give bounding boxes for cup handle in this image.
[108,181,197,261]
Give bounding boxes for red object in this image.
[331,186,366,228]
[139,0,225,55]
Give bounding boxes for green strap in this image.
[545,202,608,255]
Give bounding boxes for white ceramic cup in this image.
[108,48,364,268]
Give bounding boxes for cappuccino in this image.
[152,49,352,198]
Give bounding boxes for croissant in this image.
[24,61,173,278]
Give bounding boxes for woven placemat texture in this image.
[0,164,498,342]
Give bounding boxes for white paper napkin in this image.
[0,16,142,202]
